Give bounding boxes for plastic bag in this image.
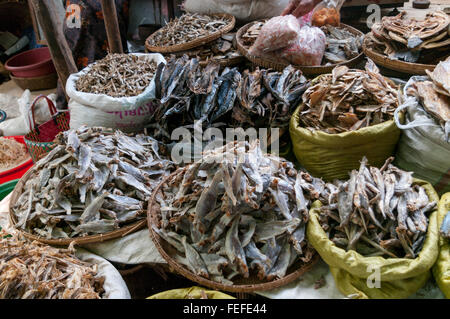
[248,15,300,56]
[311,0,344,27]
[432,193,450,298]
[66,53,165,133]
[281,25,326,66]
[307,179,440,299]
[394,76,450,195]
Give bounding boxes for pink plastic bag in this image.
[248,15,300,56]
[280,26,326,66]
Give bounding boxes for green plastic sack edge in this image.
[147,286,235,299]
[432,193,450,298]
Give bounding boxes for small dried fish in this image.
[147,13,232,48]
[318,157,436,259]
[0,231,104,299]
[12,126,174,239]
[153,140,324,283]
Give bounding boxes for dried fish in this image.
[321,25,363,65]
[147,13,232,48]
[0,230,104,299]
[298,60,399,134]
[153,140,324,283]
[76,54,157,97]
[367,10,450,64]
[12,126,174,239]
[150,56,309,142]
[318,157,436,259]
[165,33,243,65]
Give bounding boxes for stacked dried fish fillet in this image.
[152,141,325,284]
[0,230,104,299]
[11,126,173,239]
[166,33,242,65]
[150,56,308,140]
[318,157,436,259]
[368,10,450,64]
[321,25,363,65]
[75,54,157,97]
[298,60,399,134]
[146,13,232,48]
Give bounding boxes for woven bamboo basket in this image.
[145,13,236,54]
[147,172,320,293]
[236,22,364,75]
[8,169,146,246]
[362,34,436,75]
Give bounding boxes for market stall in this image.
[0,0,448,300]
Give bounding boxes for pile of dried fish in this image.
[241,21,265,47]
[406,57,450,140]
[318,157,436,259]
[166,33,242,65]
[0,137,29,171]
[152,140,325,283]
[321,25,363,65]
[368,10,450,64]
[146,13,232,48]
[232,65,309,128]
[298,60,399,134]
[150,56,308,140]
[11,126,173,239]
[0,230,104,299]
[75,54,157,97]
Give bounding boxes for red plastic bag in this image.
[281,26,326,66]
[248,15,300,56]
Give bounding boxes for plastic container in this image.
[0,179,18,201]
[0,136,33,185]
[4,47,56,78]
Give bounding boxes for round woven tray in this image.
[362,34,436,75]
[8,169,146,246]
[147,172,319,293]
[145,13,236,54]
[236,22,364,75]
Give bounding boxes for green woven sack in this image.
[433,193,450,298]
[307,179,440,299]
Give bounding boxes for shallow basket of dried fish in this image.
[236,22,364,75]
[363,35,436,75]
[146,13,236,54]
[147,172,320,293]
[8,169,146,246]
[307,178,441,299]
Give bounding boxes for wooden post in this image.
[100,0,124,54]
[30,0,77,95]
